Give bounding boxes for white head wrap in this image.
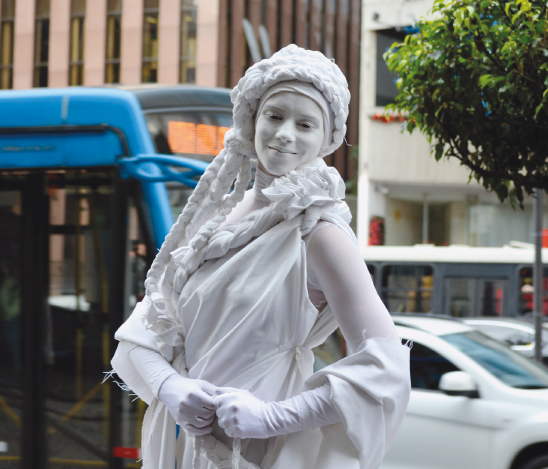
[255,80,335,157]
[227,44,350,160]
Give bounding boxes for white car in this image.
[462,317,548,364]
[382,316,548,469]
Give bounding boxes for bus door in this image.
[444,277,507,317]
[0,169,151,469]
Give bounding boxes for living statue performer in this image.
[110,45,411,469]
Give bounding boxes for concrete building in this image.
[357,0,543,251]
[0,0,360,180]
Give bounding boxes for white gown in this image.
[111,165,411,469]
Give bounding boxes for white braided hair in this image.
[144,43,350,318]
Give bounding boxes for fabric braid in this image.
[143,148,228,298]
[183,150,243,242]
[192,435,203,469]
[165,149,253,304]
[231,437,241,469]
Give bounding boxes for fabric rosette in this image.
[263,162,351,233]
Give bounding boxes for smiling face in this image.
[254,92,325,176]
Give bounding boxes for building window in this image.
[34,0,51,87]
[180,0,196,83]
[375,29,406,107]
[69,0,86,85]
[142,0,158,83]
[105,0,121,83]
[0,0,15,89]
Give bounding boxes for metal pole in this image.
[533,188,544,364]
[422,194,429,244]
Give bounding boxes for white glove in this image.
[214,389,303,439]
[214,384,342,439]
[158,373,221,436]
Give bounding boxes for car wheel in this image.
[521,455,548,469]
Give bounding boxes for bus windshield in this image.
[144,110,233,162]
[443,331,548,389]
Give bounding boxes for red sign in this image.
[113,447,141,459]
[543,229,548,248]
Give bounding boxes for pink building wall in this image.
[13,0,35,89]
[84,0,107,86]
[48,0,70,88]
[120,0,144,85]
[158,0,180,84]
[196,0,219,87]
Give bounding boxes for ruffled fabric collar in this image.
[262,159,351,227]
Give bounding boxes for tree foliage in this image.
[384,0,548,205]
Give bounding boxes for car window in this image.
[473,324,533,346]
[408,342,460,391]
[444,331,548,388]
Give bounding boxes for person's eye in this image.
[299,122,313,130]
[266,112,282,120]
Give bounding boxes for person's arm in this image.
[129,346,178,398]
[129,346,220,436]
[214,383,340,439]
[306,224,398,351]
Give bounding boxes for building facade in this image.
[357,0,545,251]
[0,0,360,180]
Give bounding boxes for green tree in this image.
[384,0,548,205]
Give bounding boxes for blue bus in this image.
[0,86,231,469]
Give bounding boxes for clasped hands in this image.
[158,374,301,439]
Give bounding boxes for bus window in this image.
[381,265,433,313]
[144,110,233,163]
[445,279,473,317]
[445,278,506,317]
[478,279,505,316]
[518,267,548,316]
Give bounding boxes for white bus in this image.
[362,243,547,317]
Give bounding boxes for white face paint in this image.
[255,92,325,177]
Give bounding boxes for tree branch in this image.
[473,34,507,74]
[497,0,518,31]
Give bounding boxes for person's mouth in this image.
[269,146,297,154]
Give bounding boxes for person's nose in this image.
[275,121,296,144]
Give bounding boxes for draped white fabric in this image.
[111,165,410,469]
